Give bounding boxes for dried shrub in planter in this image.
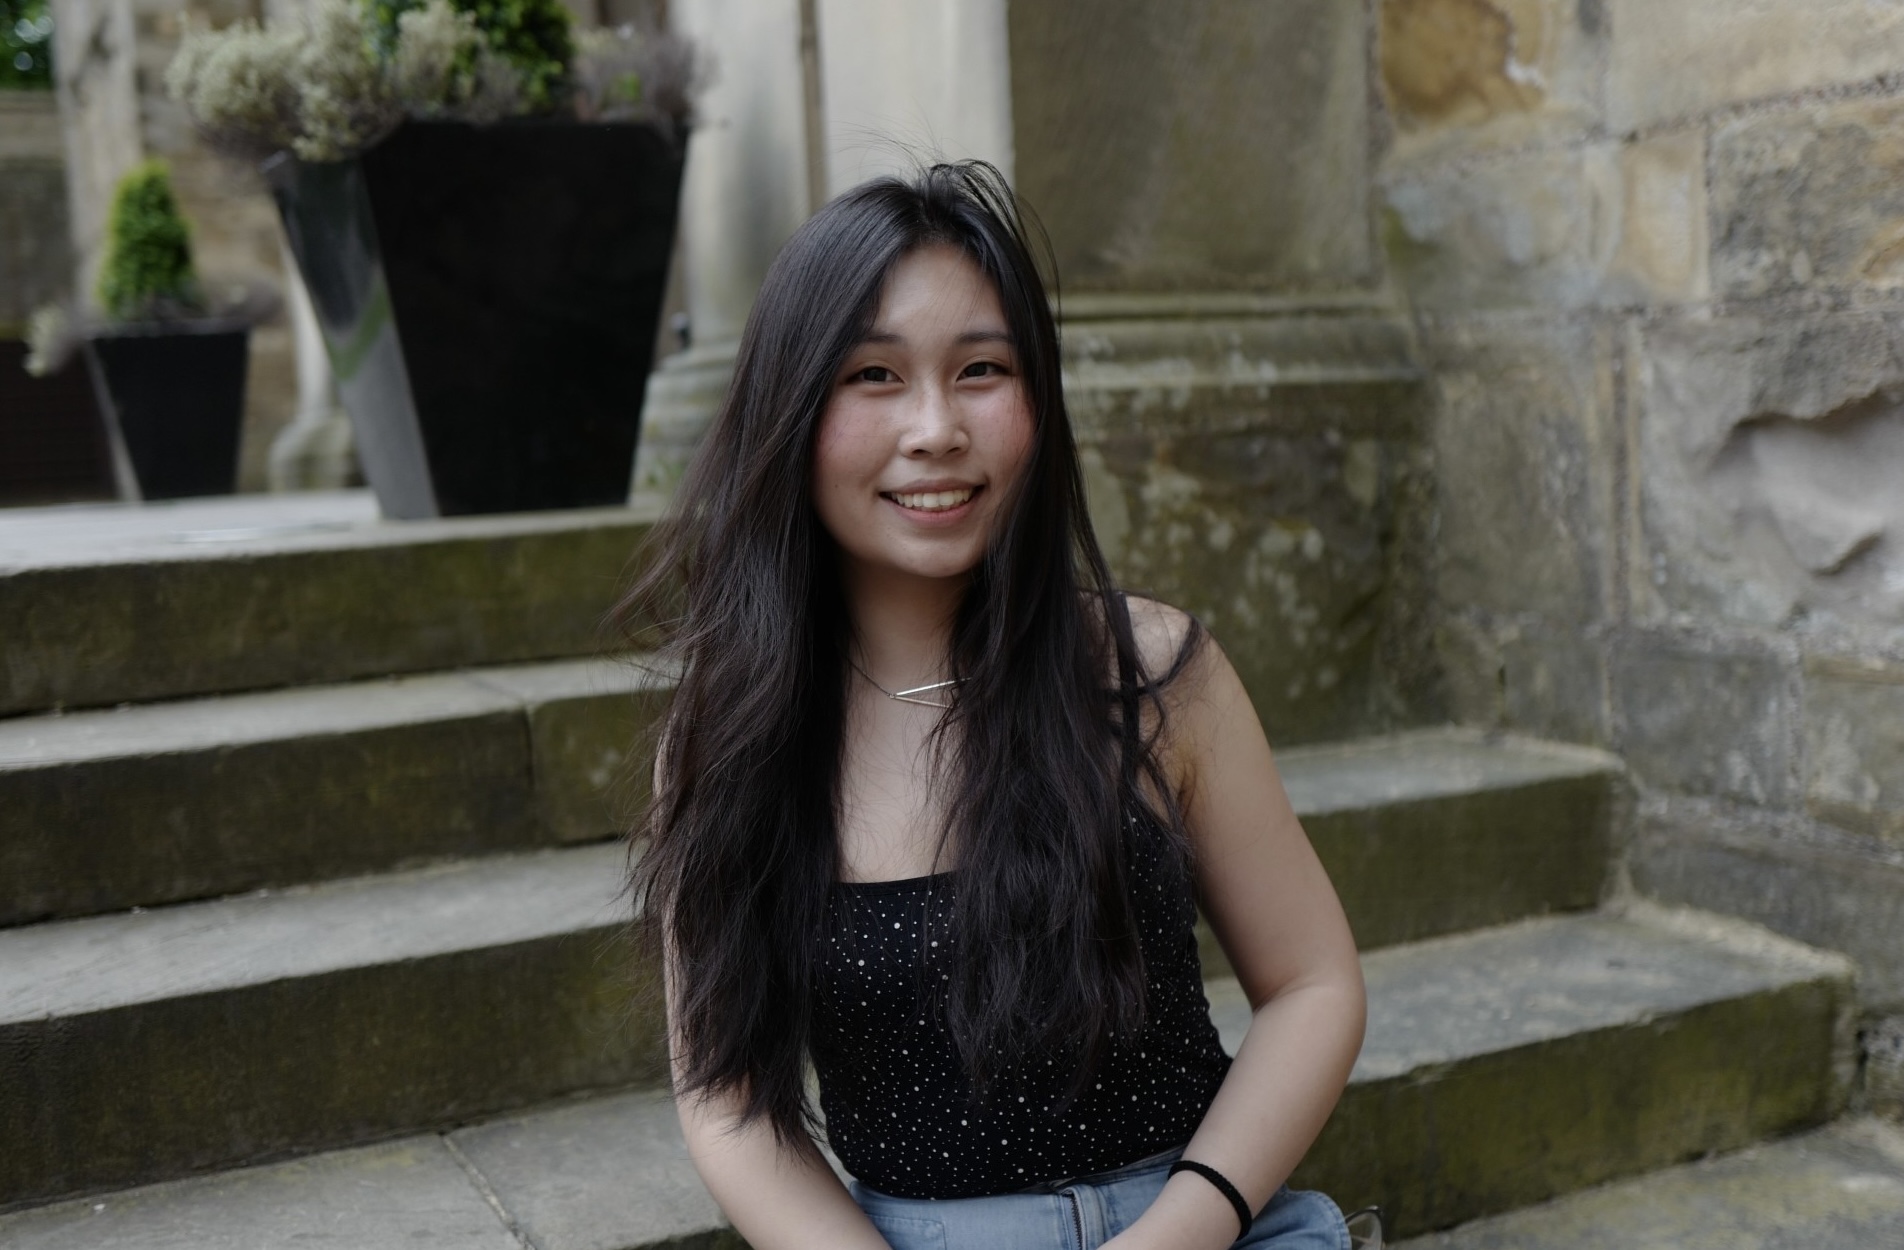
[367,0,572,112]
[166,0,525,163]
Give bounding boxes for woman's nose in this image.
[900,383,969,457]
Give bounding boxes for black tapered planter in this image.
[85,324,249,500]
[268,119,686,518]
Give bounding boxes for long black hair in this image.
[618,161,1202,1144]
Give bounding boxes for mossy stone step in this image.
[1394,1117,1904,1249]
[0,1089,735,1249]
[0,843,656,1210]
[0,657,671,926]
[1197,728,1620,969]
[3,708,1614,941]
[0,491,659,717]
[0,904,1851,1240]
[1258,905,1856,1238]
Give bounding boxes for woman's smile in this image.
[884,485,977,512]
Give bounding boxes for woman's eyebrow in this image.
[855,329,1014,347]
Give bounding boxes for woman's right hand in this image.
[674,1083,894,1250]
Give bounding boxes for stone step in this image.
[1392,1117,1904,1250]
[3,703,1614,937]
[0,1089,728,1249]
[0,490,660,717]
[0,843,658,1210]
[0,904,1851,1240]
[1273,729,1619,951]
[1275,904,1856,1238]
[0,656,672,926]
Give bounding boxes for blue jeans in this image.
[850,1148,1350,1250]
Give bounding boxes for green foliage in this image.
[97,161,201,321]
[366,0,571,111]
[1,0,54,89]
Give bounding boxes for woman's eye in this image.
[961,360,1008,379]
[854,365,896,383]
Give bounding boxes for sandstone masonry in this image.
[1375,0,1904,1118]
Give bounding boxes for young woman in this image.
[622,162,1366,1250]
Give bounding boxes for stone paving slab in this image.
[0,844,663,1208]
[451,1088,741,1250]
[1394,1117,1904,1249]
[0,656,672,924]
[0,1137,516,1248]
[0,490,662,716]
[1245,906,1856,1237]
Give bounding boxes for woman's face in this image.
[812,244,1035,590]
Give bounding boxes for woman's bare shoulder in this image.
[1118,593,1203,683]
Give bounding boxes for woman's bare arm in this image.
[654,725,891,1250]
[673,1080,891,1249]
[666,960,893,1250]
[1105,606,1368,1250]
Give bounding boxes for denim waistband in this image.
[1011,1143,1185,1195]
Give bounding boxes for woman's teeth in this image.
[889,488,974,511]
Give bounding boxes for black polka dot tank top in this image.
[810,817,1233,1199]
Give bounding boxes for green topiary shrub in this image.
[97,160,202,321]
[366,0,571,112]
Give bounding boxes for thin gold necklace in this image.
[848,657,963,709]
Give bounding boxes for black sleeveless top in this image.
[810,815,1233,1199]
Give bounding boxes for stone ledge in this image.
[1253,728,1618,954]
[0,843,661,1208]
[0,656,673,925]
[0,907,1850,1243]
[1280,909,1855,1235]
[0,491,663,716]
[1394,1117,1904,1249]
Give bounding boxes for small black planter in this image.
[268,119,686,518]
[0,338,116,507]
[85,324,249,500]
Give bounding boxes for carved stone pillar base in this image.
[630,341,738,501]
[1063,295,1433,742]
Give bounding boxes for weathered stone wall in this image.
[0,92,73,332]
[1375,0,1904,1115]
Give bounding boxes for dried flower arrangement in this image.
[166,0,697,164]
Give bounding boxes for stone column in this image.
[631,0,820,498]
[1005,0,1432,741]
[815,0,1013,190]
[50,0,142,293]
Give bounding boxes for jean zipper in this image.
[1063,1189,1085,1250]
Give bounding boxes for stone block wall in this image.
[0,92,73,331]
[1375,0,1904,1115]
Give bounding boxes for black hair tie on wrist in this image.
[1168,1159,1253,1237]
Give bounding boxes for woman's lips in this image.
[880,485,982,523]
[886,487,975,511]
